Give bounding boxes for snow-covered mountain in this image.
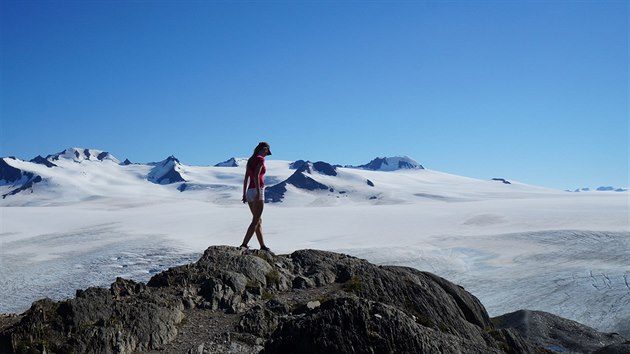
[47,147,120,163]
[0,148,529,203]
[0,147,628,339]
[354,156,423,171]
[147,156,186,185]
[0,157,44,198]
[266,161,338,202]
[214,157,247,167]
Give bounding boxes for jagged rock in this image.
[29,155,57,168]
[236,304,281,338]
[493,310,628,354]
[1,246,623,354]
[263,297,512,354]
[592,342,630,354]
[0,285,183,353]
[286,249,493,342]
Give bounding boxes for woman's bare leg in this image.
[241,201,265,247]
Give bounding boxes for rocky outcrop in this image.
[1,246,624,353]
[0,279,183,354]
[493,310,628,354]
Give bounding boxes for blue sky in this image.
[1,1,627,190]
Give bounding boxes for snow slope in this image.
[0,148,628,337]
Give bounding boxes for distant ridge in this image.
[215,157,248,167]
[566,186,628,193]
[355,156,423,171]
[46,147,119,163]
[8,147,618,203]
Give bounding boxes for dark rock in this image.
[1,159,43,198]
[289,160,307,170]
[286,249,493,341]
[1,286,183,353]
[312,161,337,176]
[111,277,146,299]
[265,161,333,202]
[263,297,509,354]
[0,158,23,183]
[122,158,133,165]
[265,169,330,202]
[96,151,110,161]
[286,170,330,191]
[148,156,186,184]
[2,175,42,199]
[236,304,280,338]
[592,341,630,354]
[356,156,424,171]
[493,309,627,353]
[29,155,57,168]
[264,183,288,203]
[492,178,511,184]
[3,246,618,354]
[264,298,290,315]
[215,158,239,167]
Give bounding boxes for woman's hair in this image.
[247,142,270,170]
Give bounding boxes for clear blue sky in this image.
[1,0,627,190]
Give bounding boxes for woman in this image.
[240,142,272,251]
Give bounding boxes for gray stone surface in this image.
[1,246,625,353]
[493,309,627,354]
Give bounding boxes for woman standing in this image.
[240,142,272,251]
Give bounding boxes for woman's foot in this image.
[239,244,249,250]
[260,246,271,252]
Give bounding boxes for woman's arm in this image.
[242,170,249,203]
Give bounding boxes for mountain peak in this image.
[148,156,185,184]
[30,156,57,168]
[215,157,247,167]
[47,148,119,163]
[357,156,423,171]
[290,160,338,176]
[164,155,180,164]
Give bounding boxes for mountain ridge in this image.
[0,148,435,202]
[1,147,626,203]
